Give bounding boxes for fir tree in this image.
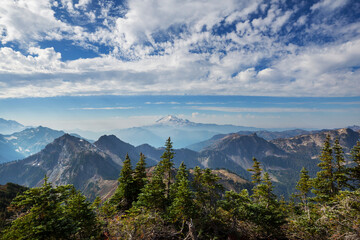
[296,167,312,218]
[110,153,135,210]
[133,153,147,201]
[192,168,222,214]
[333,137,348,191]
[168,162,195,223]
[248,157,262,185]
[2,177,100,239]
[63,190,100,239]
[159,137,175,198]
[248,172,286,237]
[253,172,276,207]
[135,165,166,211]
[313,135,336,202]
[349,141,360,188]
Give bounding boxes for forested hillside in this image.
[0,137,360,239]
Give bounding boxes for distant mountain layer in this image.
[0,127,66,163]
[1,125,359,199]
[113,115,261,148]
[0,134,250,200]
[271,128,360,159]
[0,126,90,164]
[187,129,310,151]
[0,134,121,200]
[196,128,360,196]
[0,118,25,135]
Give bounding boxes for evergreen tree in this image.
[159,137,175,198]
[63,190,101,239]
[313,135,336,202]
[333,137,348,191]
[248,157,262,185]
[253,172,276,207]
[192,168,222,214]
[135,165,166,211]
[109,154,135,210]
[219,189,251,221]
[168,162,195,223]
[349,141,360,188]
[133,153,147,201]
[2,177,99,239]
[248,172,287,237]
[296,167,312,218]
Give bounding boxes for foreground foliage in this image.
[1,178,100,240]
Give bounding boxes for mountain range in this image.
[0,118,25,135]
[112,115,262,148]
[0,116,359,199]
[0,134,250,200]
[0,126,84,164]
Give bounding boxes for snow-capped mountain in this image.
[113,115,260,148]
[0,126,84,163]
[0,118,25,134]
[155,115,194,126]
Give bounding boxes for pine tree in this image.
[2,177,100,239]
[296,167,312,218]
[253,172,276,207]
[110,153,135,210]
[135,165,166,211]
[168,162,195,222]
[159,137,175,198]
[248,157,262,185]
[63,190,100,239]
[313,135,336,202]
[192,168,222,214]
[248,172,286,237]
[333,137,348,191]
[133,153,147,201]
[349,141,360,188]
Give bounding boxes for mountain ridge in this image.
[0,134,121,200]
[0,118,25,135]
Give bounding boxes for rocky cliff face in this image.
[271,128,360,159]
[94,134,140,166]
[198,133,290,173]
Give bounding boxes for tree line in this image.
[1,136,360,239]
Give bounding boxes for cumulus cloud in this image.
[0,0,73,45]
[0,0,359,98]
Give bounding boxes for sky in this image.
[0,0,359,131]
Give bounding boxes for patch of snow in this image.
[5,136,18,140]
[155,115,193,126]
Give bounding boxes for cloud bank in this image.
[0,0,359,98]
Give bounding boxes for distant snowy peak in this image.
[155,115,194,126]
[0,118,25,135]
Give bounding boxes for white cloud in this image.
[69,107,135,110]
[190,106,352,113]
[0,0,72,45]
[0,47,63,73]
[0,0,359,98]
[311,0,349,12]
[75,0,92,9]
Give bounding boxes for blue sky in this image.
[0,0,359,131]
[1,96,359,132]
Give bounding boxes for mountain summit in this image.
[0,118,25,134]
[155,115,193,126]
